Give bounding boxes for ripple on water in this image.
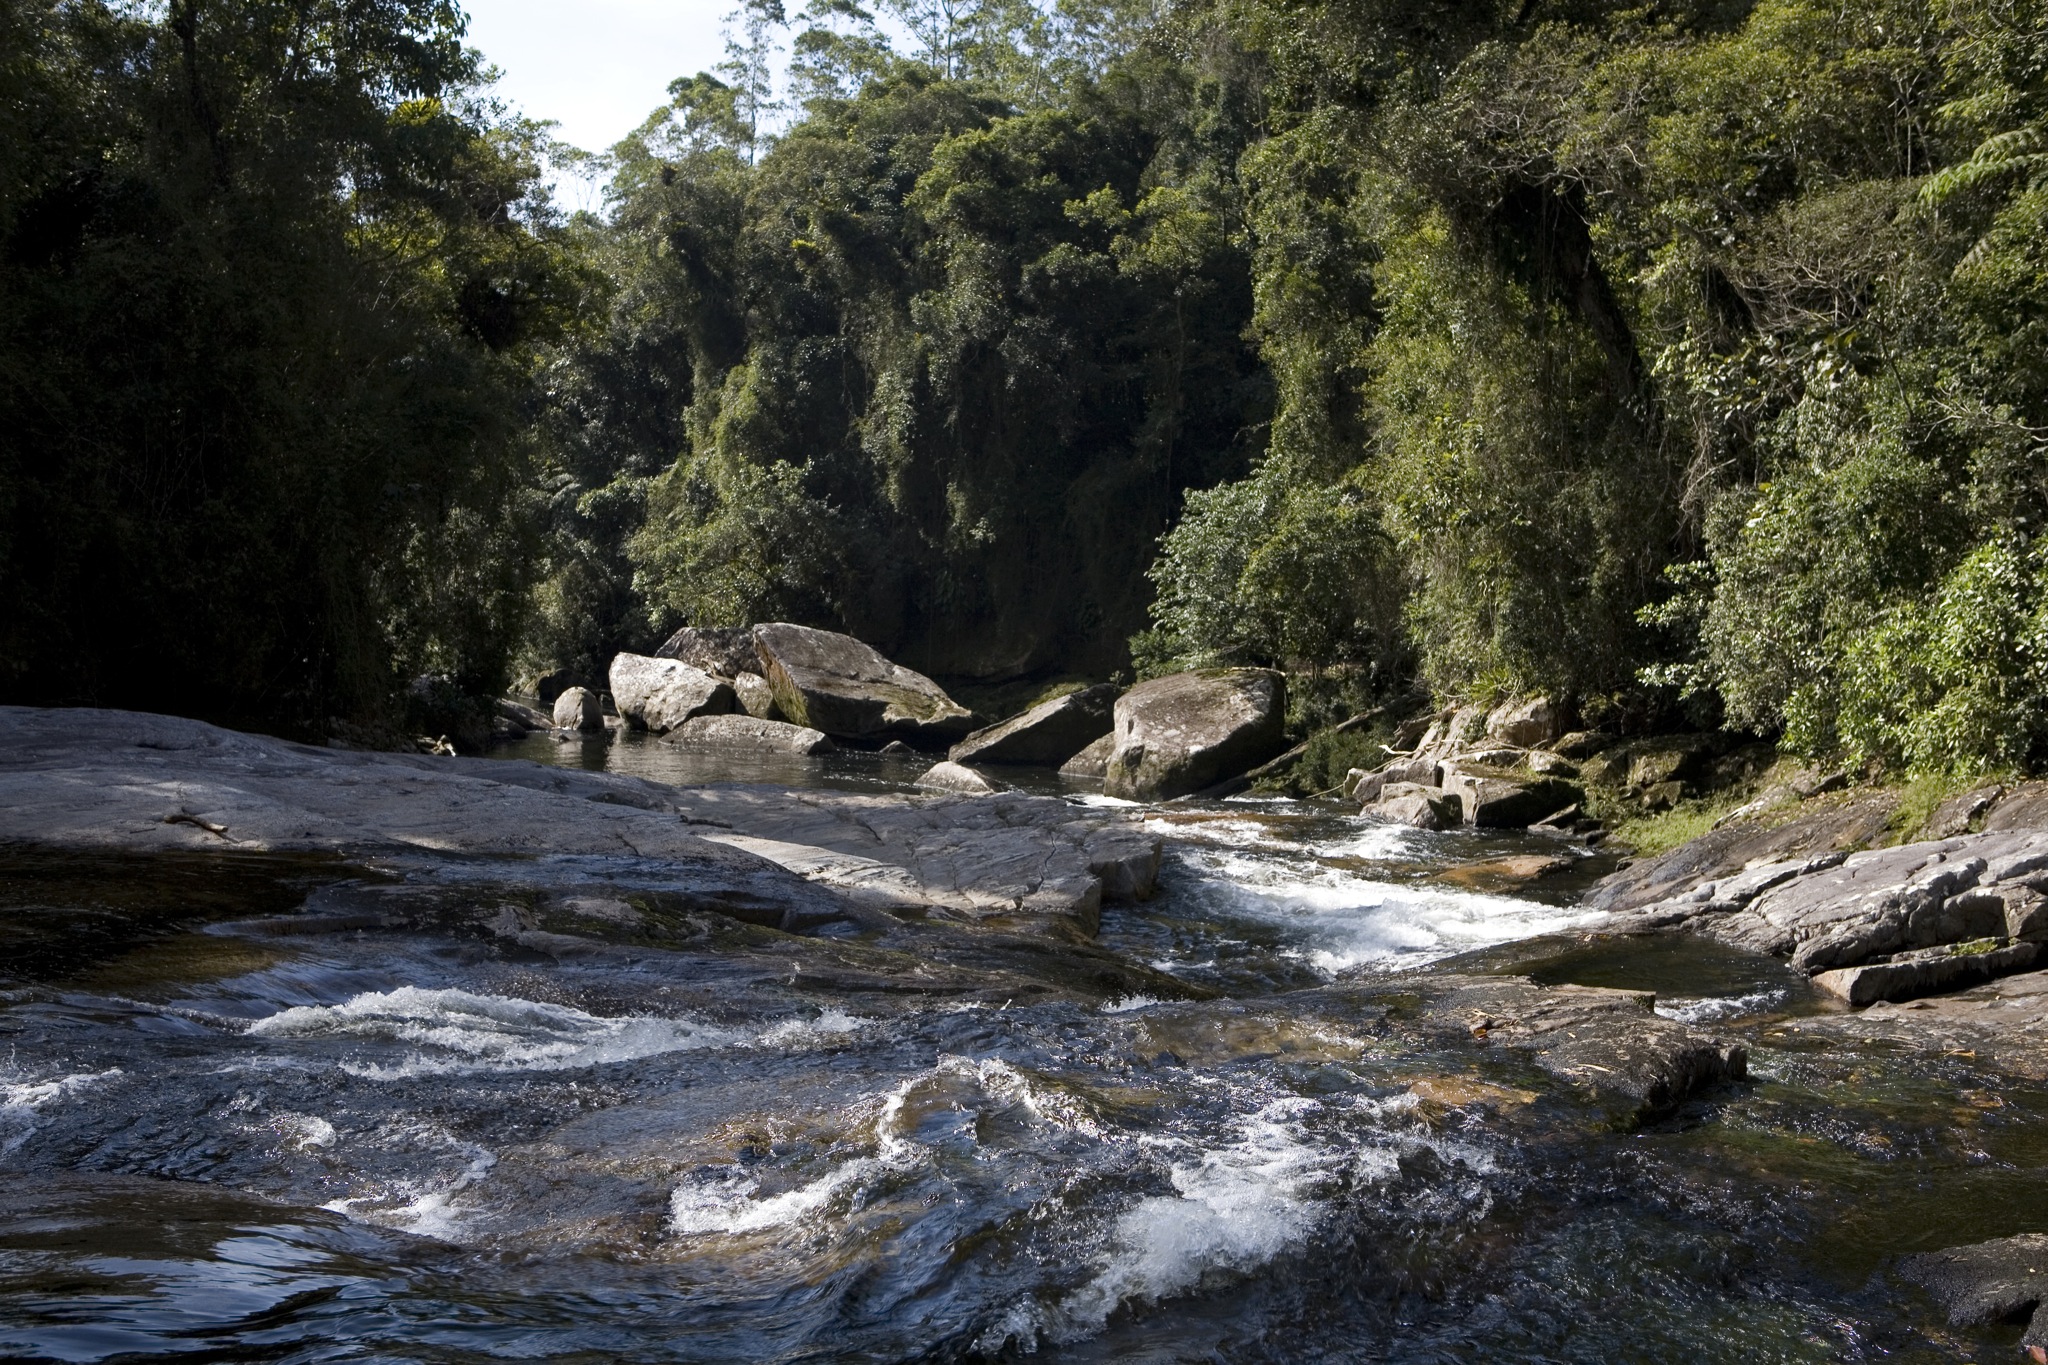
[245,986,738,1078]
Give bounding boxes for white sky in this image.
[463,0,734,198]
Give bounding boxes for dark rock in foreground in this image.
[1899,1233,2048,1356]
[1422,976,1748,1122]
[1102,668,1286,801]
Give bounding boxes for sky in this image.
[461,0,734,204]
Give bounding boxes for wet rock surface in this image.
[1415,975,1748,1121]
[1899,1233,2048,1353]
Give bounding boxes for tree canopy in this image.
[6,0,2046,774]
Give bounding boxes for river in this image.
[2,733,2042,1361]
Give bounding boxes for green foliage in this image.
[542,37,1270,682]
[0,0,586,730]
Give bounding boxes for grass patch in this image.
[1605,801,1727,857]
[1884,768,2009,842]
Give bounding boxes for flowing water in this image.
[2,734,2043,1361]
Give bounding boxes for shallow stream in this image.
[2,734,2043,1361]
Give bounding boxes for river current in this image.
[3,734,2045,1361]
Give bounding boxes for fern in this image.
[1922,125,2047,205]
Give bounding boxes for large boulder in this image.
[1060,733,1115,780]
[608,654,736,733]
[1101,669,1287,801]
[949,684,1118,767]
[663,714,835,756]
[1486,696,1562,749]
[1364,782,1462,831]
[654,625,760,680]
[731,672,780,720]
[551,686,603,732]
[1440,765,1581,829]
[751,623,974,746]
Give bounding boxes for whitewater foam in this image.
[0,1067,122,1157]
[1654,988,1788,1024]
[1172,847,1599,972]
[247,986,734,1077]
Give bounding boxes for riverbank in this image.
[1,705,2045,1360]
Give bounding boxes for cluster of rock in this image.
[1598,788,2048,1007]
[1346,696,1592,833]
[543,622,1295,803]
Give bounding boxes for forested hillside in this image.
[3,0,2045,777]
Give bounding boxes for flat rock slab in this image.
[0,707,1156,940]
[1418,976,1748,1121]
[1588,794,1899,914]
[0,706,855,933]
[664,714,834,756]
[1610,828,2048,983]
[1813,941,2041,1006]
[661,785,1163,935]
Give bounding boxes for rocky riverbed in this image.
[4,706,2048,1361]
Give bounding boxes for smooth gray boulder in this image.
[916,761,1003,794]
[732,671,780,720]
[1101,668,1286,801]
[752,622,974,745]
[663,713,835,756]
[609,653,736,733]
[551,686,603,732]
[654,625,760,679]
[1485,696,1561,748]
[1364,782,1461,831]
[1060,733,1115,780]
[949,684,1117,767]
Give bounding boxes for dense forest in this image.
[2,0,2045,776]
